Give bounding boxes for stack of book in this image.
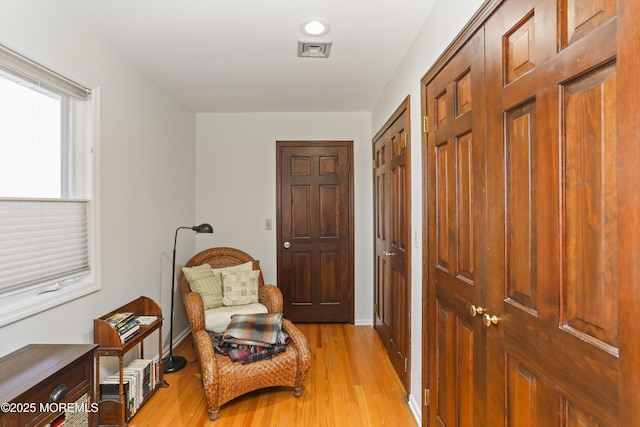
[99,358,160,419]
[104,312,140,343]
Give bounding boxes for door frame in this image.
[275,140,355,323]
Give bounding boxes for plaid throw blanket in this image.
[223,313,286,347]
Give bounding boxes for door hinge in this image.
[423,116,429,133]
[424,389,430,406]
[374,302,378,314]
[404,358,408,372]
[403,133,408,147]
[372,159,377,169]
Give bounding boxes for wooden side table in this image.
[94,296,167,426]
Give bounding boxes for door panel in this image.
[373,99,411,392]
[277,142,353,323]
[484,0,620,424]
[374,138,390,340]
[425,29,487,426]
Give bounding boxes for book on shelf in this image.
[121,369,139,413]
[104,312,135,328]
[101,376,132,420]
[128,361,149,400]
[119,323,140,343]
[103,311,142,342]
[99,358,160,422]
[121,372,138,417]
[135,315,158,326]
[117,318,139,334]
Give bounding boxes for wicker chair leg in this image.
[294,386,303,398]
[208,408,219,421]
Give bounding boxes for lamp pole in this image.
[163,223,213,373]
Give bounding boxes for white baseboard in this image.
[163,327,191,357]
[408,393,422,425]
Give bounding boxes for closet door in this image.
[484,0,621,424]
[373,99,411,392]
[424,29,487,426]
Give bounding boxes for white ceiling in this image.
[53,0,435,113]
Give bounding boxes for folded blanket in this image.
[229,344,286,364]
[223,312,286,347]
[213,333,287,362]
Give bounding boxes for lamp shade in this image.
[192,223,213,234]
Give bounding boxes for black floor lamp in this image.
[163,223,213,374]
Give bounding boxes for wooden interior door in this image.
[373,98,411,392]
[423,29,488,426]
[423,0,637,425]
[484,0,622,424]
[276,141,354,323]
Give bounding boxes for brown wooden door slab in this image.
[424,28,488,426]
[373,98,411,392]
[277,141,354,323]
[484,0,621,424]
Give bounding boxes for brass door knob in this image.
[383,250,397,256]
[483,313,499,327]
[284,241,291,249]
[469,304,485,317]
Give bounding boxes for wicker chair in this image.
[179,247,311,421]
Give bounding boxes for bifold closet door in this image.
[424,29,488,426]
[484,0,622,424]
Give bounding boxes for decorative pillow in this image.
[211,260,253,277]
[221,270,260,306]
[182,263,223,309]
[182,261,253,309]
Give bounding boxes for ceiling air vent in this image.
[298,41,332,58]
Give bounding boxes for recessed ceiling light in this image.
[300,19,330,37]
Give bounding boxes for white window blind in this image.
[0,44,90,101]
[0,199,89,296]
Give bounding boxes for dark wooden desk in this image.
[0,344,97,427]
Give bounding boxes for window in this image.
[0,44,99,326]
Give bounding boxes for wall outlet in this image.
[265,218,272,230]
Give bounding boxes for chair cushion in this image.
[203,302,268,333]
[221,270,260,306]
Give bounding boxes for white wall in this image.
[370,0,485,419]
[195,112,373,324]
[0,0,196,357]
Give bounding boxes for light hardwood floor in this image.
[130,323,418,426]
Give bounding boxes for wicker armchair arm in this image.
[183,291,206,333]
[258,284,284,313]
[193,329,220,418]
[282,319,311,386]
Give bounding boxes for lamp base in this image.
[163,355,187,373]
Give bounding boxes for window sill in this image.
[0,279,100,328]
